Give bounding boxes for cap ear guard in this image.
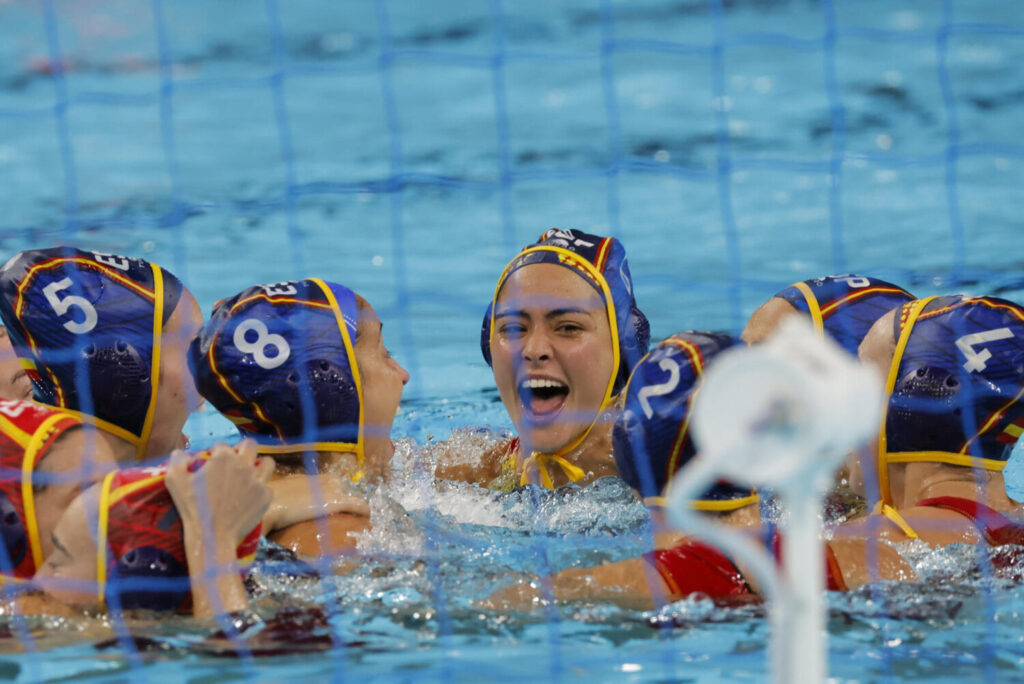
[81,338,152,429]
[0,491,26,572]
[480,302,494,367]
[617,304,650,393]
[887,366,966,453]
[107,545,189,612]
[248,358,360,444]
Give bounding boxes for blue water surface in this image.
[1,0,1024,681]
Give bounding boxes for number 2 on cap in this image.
[637,358,681,419]
[43,277,98,334]
[234,319,290,370]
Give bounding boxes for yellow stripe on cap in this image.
[135,264,164,461]
[645,492,760,512]
[21,412,72,572]
[877,297,935,506]
[310,278,365,482]
[95,470,117,607]
[51,407,141,451]
[793,281,824,336]
[490,245,621,488]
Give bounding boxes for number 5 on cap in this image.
[43,277,98,334]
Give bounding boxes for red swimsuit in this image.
[645,532,847,601]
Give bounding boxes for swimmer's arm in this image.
[167,443,274,620]
[483,558,664,612]
[434,438,510,486]
[262,473,370,534]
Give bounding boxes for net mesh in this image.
[0,0,1022,680]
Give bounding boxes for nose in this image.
[396,360,411,385]
[521,328,553,363]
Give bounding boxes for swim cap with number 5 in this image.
[0,247,183,458]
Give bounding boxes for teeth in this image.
[520,378,567,390]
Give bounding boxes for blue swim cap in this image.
[107,545,189,612]
[190,279,366,468]
[613,331,758,510]
[774,274,914,355]
[877,295,1024,505]
[0,248,184,459]
[480,228,650,394]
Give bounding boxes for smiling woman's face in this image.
[490,263,615,453]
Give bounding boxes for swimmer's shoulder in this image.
[837,507,981,545]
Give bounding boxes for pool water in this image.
[1,0,1024,680]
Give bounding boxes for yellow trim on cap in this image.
[646,492,760,512]
[0,413,32,449]
[793,281,824,336]
[884,450,1007,471]
[490,245,621,489]
[54,407,141,451]
[21,412,70,571]
[877,296,936,506]
[310,278,365,482]
[135,265,164,461]
[95,471,117,606]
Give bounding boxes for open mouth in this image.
[518,377,569,425]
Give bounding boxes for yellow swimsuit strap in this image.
[519,451,587,489]
[872,501,920,540]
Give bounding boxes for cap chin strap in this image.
[517,394,615,489]
[520,451,587,489]
[870,500,920,539]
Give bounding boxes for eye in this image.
[499,323,526,336]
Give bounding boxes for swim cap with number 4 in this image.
[189,279,365,461]
[876,295,1024,505]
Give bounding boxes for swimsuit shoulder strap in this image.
[915,496,1024,546]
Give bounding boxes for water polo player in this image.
[742,274,914,354]
[33,442,270,618]
[440,228,649,490]
[843,295,1024,550]
[486,332,911,610]
[190,278,408,556]
[0,399,117,583]
[0,248,204,462]
[485,332,769,608]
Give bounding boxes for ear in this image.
[480,302,494,367]
[615,305,650,393]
